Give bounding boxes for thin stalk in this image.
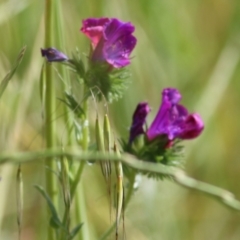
[72,89,89,240]
[124,172,136,207]
[60,86,89,239]
[99,170,136,240]
[75,98,88,240]
[113,143,123,240]
[71,95,88,198]
[16,164,23,240]
[75,181,91,240]
[44,0,58,239]
[52,2,74,239]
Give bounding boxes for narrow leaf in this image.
[96,115,109,181]
[103,114,112,216]
[34,185,62,228]
[114,142,124,239]
[0,46,26,99]
[68,223,84,240]
[103,114,112,178]
[57,92,85,118]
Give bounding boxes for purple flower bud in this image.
[129,102,151,144]
[81,18,137,68]
[146,88,204,142]
[41,48,68,62]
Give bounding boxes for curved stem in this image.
[1,150,240,212]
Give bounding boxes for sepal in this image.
[85,63,130,102]
[121,136,184,180]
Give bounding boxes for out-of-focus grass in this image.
[1,0,240,239]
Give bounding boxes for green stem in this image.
[70,93,88,196]
[16,164,23,240]
[44,0,58,239]
[52,2,73,238]
[2,150,240,212]
[124,172,136,207]
[70,162,85,197]
[72,89,89,197]
[74,93,88,240]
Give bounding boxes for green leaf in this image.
[49,216,62,229]
[68,223,84,240]
[0,46,26,99]
[34,185,62,229]
[61,92,85,118]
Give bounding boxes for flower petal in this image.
[179,113,204,139]
[82,17,137,68]
[129,102,151,144]
[146,88,204,142]
[80,18,109,47]
[103,19,137,68]
[162,88,182,104]
[146,88,184,141]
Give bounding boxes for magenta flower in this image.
[81,18,137,68]
[41,48,68,62]
[146,88,204,141]
[129,102,151,144]
[129,88,204,145]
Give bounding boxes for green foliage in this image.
[34,185,62,229]
[61,51,131,102]
[67,51,86,80]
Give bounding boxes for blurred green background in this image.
[1,0,240,239]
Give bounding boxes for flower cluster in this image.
[123,88,204,177]
[42,18,136,69]
[81,18,137,68]
[41,17,137,101]
[129,88,204,145]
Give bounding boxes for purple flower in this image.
[81,18,137,68]
[41,48,68,62]
[146,88,204,142]
[129,88,204,145]
[129,102,151,144]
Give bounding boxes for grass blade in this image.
[113,142,123,240]
[34,185,62,229]
[0,46,26,99]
